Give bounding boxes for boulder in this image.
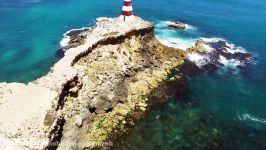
[74,115,83,127]
[168,21,186,30]
[116,108,129,117]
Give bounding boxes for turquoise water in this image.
[0,0,120,82]
[1,0,266,149]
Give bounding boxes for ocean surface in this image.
[1,0,266,149]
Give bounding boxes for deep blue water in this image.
[1,0,266,149]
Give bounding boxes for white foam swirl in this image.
[59,27,91,48]
[155,36,196,50]
[156,21,197,31]
[239,113,266,125]
[187,53,210,67]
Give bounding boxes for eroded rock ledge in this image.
[0,16,252,150]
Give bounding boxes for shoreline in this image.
[0,16,252,150]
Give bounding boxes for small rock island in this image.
[167,21,186,30]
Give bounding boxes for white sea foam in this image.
[217,55,243,75]
[59,27,91,48]
[200,37,247,54]
[202,44,215,52]
[239,113,266,125]
[198,38,225,53]
[185,24,197,31]
[200,37,225,43]
[164,21,175,26]
[218,55,242,67]
[155,21,251,71]
[59,36,71,48]
[155,21,174,28]
[155,21,199,50]
[225,45,247,54]
[188,53,210,67]
[156,36,196,50]
[156,21,197,31]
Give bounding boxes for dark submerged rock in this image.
[189,39,253,73]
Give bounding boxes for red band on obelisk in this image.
[123,1,132,6]
[121,11,133,16]
[120,0,134,21]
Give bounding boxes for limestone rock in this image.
[74,115,83,127]
[44,109,57,127]
[0,16,191,150]
[139,107,146,112]
[167,21,186,30]
[116,108,129,117]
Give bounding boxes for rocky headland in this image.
[0,17,252,150]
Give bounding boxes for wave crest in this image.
[155,21,253,74]
[239,113,266,126]
[59,27,91,48]
[156,21,197,31]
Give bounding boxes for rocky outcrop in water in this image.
[167,21,186,30]
[186,38,253,75]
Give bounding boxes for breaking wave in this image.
[156,36,196,50]
[155,21,252,71]
[200,37,247,54]
[239,113,266,126]
[155,21,197,31]
[187,53,210,67]
[155,21,198,50]
[59,27,91,48]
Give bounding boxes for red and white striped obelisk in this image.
[120,0,134,21]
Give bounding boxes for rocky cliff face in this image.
[56,27,186,150]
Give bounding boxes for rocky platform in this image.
[0,17,184,150]
[0,17,252,150]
